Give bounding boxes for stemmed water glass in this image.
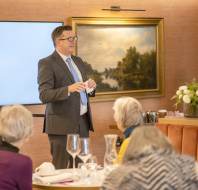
[66,134,80,169]
[78,138,91,165]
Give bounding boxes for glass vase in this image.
[104,134,118,168]
[183,103,198,118]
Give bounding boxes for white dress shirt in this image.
[56,50,87,115]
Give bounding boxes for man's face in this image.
[56,30,77,55]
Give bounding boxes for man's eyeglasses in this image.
[59,36,78,42]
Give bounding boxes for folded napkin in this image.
[33,171,79,184]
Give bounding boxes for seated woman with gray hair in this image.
[113,97,143,163]
[0,105,33,190]
[102,126,198,190]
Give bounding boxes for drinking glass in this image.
[78,138,91,164]
[87,155,97,164]
[86,155,98,171]
[66,134,80,169]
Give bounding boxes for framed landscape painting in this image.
[71,17,164,101]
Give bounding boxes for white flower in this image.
[183,89,190,95]
[183,95,191,104]
[176,90,182,95]
[173,81,198,107]
[179,85,187,91]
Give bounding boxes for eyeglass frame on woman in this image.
[59,36,78,42]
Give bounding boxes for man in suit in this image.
[37,25,96,169]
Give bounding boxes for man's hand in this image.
[86,79,96,89]
[68,82,86,93]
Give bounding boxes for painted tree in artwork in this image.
[105,46,157,90]
[84,46,157,92]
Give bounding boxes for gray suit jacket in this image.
[37,51,94,135]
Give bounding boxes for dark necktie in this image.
[66,57,87,105]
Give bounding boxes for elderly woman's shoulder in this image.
[0,150,32,167]
[102,151,198,190]
[102,165,138,190]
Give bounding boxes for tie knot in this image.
[66,57,72,64]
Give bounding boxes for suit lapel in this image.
[52,51,74,82]
[71,55,86,81]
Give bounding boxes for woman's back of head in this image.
[0,105,33,144]
[123,126,173,162]
[113,97,143,131]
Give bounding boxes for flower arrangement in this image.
[172,80,198,107]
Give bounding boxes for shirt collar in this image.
[56,49,71,62]
[123,124,139,138]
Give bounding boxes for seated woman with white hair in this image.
[102,126,198,190]
[0,105,33,190]
[113,96,143,163]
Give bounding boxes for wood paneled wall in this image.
[1,0,198,168]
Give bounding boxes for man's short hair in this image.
[51,25,72,46]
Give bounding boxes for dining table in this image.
[32,167,106,190]
[33,183,100,190]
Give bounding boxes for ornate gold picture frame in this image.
[71,17,164,102]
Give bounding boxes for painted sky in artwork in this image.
[77,25,156,72]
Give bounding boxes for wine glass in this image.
[78,138,91,165]
[66,134,80,169]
